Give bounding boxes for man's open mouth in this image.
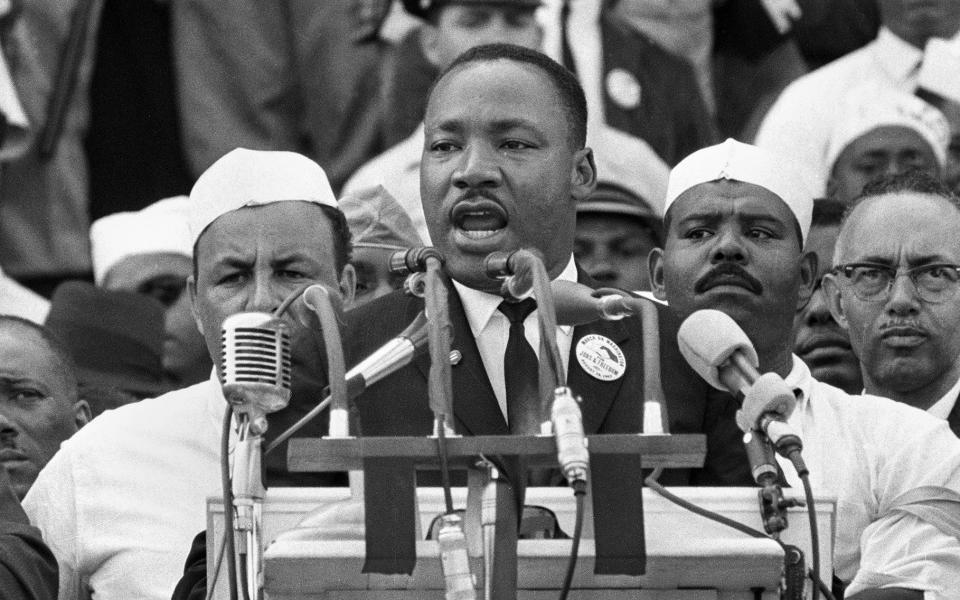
[451,200,508,240]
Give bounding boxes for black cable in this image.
[558,480,588,600]
[644,468,783,545]
[238,555,251,600]
[788,451,836,600]
[221,408,238,600]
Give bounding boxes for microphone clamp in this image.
[389,246,444,275]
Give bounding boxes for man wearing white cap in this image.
[825,89,950,203]
[754,0,960,195]
[90,196,211,387]
[23,148,356,600]
[650,138,960,599]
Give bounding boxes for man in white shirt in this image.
[823,170,960,436]
[23,149,357,600]
[649,139,960,599]
[754,0,960,195]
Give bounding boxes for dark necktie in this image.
[498,299,540,435]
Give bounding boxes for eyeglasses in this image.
[830,262,960,303]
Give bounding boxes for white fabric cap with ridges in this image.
[665,138,815,244]
[90,195,193,285]
[824,88,950,176]
[187,148,338,245]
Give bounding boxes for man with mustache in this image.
[347,43,747,486]
[823,171,960,436]
[24,149,356,600]
[793,198,862,393]
[650,139,960,599]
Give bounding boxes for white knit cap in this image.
[825,89,950,175]
[90,196,193,285]
[187,148,338,245]
[665,138,815,244]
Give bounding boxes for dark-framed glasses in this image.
[831,262,960,303]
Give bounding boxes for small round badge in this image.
[606,68,642,111]
[575,334,626,381]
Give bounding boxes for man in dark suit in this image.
[346,43,748,486]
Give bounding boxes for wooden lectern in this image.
[206,433,835,599]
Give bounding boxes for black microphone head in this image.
[677,309,758,390]
[221,312,292,427]
[389,246,444,275]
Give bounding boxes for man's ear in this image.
[73,399,91,429]
[570,147,597,202]
[648,247,667,301]
[419,23,443,68]
[796,250,818,309]
[339,264,357,309]
[821,273,849,330]
[187,275,203,336]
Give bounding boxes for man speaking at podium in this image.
[345,43,747,485]
[648,139,960,599]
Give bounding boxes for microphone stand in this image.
[232,414,265,600]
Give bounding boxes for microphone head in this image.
[221,312,292,427]
[551,280,630,325]
[677,309,759,390]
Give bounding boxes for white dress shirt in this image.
[24,375,235,600]
[755,27,959,194]
[453,256,577,422]
[778,357,960,599]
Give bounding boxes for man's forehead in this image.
[840,192,960,258]
[668,180,797,223]
[427,59,549,113]
[196,204,334,265]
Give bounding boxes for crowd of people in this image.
[0,0,959,598]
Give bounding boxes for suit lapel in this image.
[565,269,632,434]
[412,279,507,436]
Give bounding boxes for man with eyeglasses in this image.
[824,170,960,436]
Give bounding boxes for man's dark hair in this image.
[0,316,79,395]
[430,43,588,148]
[848,169,960,216]
[192,204,353,281]
[811,197,846,228]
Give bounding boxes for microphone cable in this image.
[558,479,588,600]
[783,450,825,600]
[643,467,836,600]
[221,407,239,600]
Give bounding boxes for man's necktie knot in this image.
[498,298,537,325]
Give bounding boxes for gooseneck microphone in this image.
[221,312,292,600]
[676,309,802,457]
[550,280,634,325]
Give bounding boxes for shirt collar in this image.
[453,254,578,337]
[872,26,925,83]
[927,373,960,420]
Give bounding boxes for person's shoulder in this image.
[65,380,215,449]
[811,380,953,433]
[775,41,876,99]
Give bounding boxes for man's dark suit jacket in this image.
[344,273,750,487]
